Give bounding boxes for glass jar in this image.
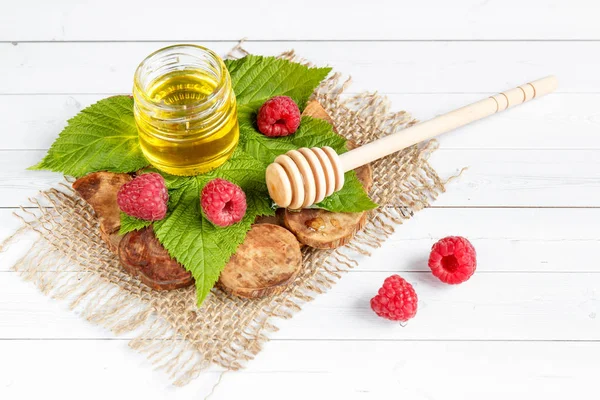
[133,45,239,176]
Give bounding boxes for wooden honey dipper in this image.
[266,75,558,209]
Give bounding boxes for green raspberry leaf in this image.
[154,149,274,306]
[315,171,378,212]
[29,96,149,177]
[225,55,331,109]
[119,213,152,235]
[239,116,347,166]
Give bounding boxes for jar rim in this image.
[133,44,229,113]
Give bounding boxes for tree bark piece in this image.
[118,227,194,291]
[218,224,302,299]
[72,171,132,253]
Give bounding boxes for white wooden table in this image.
[1,1,599,399]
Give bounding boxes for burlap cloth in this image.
[0,45,452,386]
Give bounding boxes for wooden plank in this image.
[391,93,600,150]
[0,0,598,41]
[2,207,598,273]
[2,93,598,150]
[0,340,597,400]
[430,149,600,207]
[1,149,598,208]
[1,270,599,340]
[0,41,595,94]
[0,151,61,208]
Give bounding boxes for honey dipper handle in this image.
[339,75,558,171]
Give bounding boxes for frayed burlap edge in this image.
[0,45,455,386]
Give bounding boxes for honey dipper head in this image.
[266,162,293,209]
[265,146,344,209]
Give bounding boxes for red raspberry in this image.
[370,275,418,322]
[117,173,168,221]
[428,236,477,284]
[256,96,301,137]
[201,178,247,227]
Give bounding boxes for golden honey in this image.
[133,45,239,176]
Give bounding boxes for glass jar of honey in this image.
[133,45,239,176]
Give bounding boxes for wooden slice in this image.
[217,224,302,299]
[73,171,132,253]
[284,208,367,249]
[73,171,132,234]
[283,142,373,250]
[100,229,124,254]
[118,227,194,291]
[302,100,336,129]
[254,209,285,227]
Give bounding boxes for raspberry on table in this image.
[201,178,247,227]
[370,275,418,322]
[117,173,168,221]
[256,96,301,137]
[428,236,477,284]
